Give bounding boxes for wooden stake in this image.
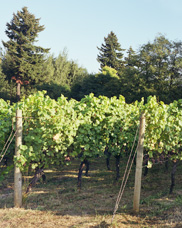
[14,109,22,208]
[133,112,145,213]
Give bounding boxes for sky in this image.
[1,0,182,74]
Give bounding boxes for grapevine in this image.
[0,91,181,176]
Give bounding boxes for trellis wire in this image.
[111,123,140,224]
[0,131,16,164]
[0,118,16,164]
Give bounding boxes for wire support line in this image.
[0,118,15,156]
[0,118,16,164]
[0,131,17,164]
[111,124,140,224]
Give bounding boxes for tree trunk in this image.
[26,168,45,194]
[77,159,89,187]
[115,154,121,180]
[169,160,178,194]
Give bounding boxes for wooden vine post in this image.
[14,109,22,207]
[133,112,145,213]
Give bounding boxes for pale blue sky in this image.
[1,0,182,73]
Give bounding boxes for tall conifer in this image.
[2,7,49,101]
[97,31,124,73]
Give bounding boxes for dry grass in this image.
[0,157,182,227]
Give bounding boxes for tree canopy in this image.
[0,10,182,104]
[97,31,125,73]
[121,35,182,103]
[2,7,49,101]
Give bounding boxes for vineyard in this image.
[0,91,182,227]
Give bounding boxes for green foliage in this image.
[1,91,181,173]
[0,164,14,182]
[97,31,125,72]
[47,50,88,87]
[12,91,79,170]
[71,67,121,100]
[2,7,49,100]
[35,83,71,100]
[126,35,182,103]
[0,65,12,101]
[96,66,119,79]
[32,51,88,100]
[0,99,14,165]
[96,33,182,104]
[0,99,13,146]
[40,55,55,84]
[144,96,182,165]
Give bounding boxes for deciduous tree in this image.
[137,35,182,102]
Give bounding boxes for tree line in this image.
[0,7,181,103]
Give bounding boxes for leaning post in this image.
[14,109,22,208]
[133,112,145,213]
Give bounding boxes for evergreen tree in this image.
[0,60,10,100]
[2,7,49,101]
[97,31,125,73]
[0,48,12,100]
